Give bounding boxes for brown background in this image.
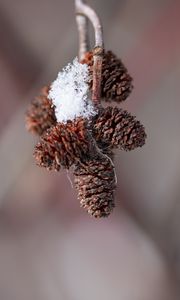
[0,0,180,299]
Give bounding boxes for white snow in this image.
[48,58,96,123]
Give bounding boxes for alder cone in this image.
[93,106,146,151]
[26,86,56,136]
[74,154,116,218]
[81,50,133,102]
[34,118,92,171]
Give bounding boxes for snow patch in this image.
[48,58,96,123]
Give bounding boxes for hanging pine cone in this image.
[74,153,116,218]
[92,106,146,151]
[34,118,93,171]
[81,50,133,103]
[25,86,56,136]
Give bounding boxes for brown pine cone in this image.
[92,106,146,151]
[81,50,133,103]
[25,86,56,136]
[74,153,116,218]
[34,118,93,171]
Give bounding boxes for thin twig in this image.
[75,0,89,60]
[75,0,104,105]
[92,46,103,105]
[75,0,103,48]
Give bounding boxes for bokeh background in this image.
[0,0,180,299]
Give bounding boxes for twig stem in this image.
[75,0,104,105]
[75,2,89,60]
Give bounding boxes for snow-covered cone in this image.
[48,58,96,123]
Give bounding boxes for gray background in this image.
[0,0,180,299]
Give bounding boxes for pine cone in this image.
[74,153,116,218]
[92,106,146,151]
[89,120,114,157]
[34,118,93,171]
[81,50,133,102]
[25,86,56,136]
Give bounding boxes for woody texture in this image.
[92,106,146,152]
[25,0,147,218]
[74,154,116,218]
[34,118,92,171]
[81,50,133,103]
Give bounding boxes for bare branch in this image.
[75,0,103,48]
[76,15,88,60]
[75,0,104,105]
[92,46,103,105]
[75,0,89,60]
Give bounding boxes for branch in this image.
[75,1,89,60]
[75,0,104,106]
[75,0,103,48]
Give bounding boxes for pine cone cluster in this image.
[25,49,146,218]
[81,50,133,103]
[74,154,116,218]
[26,86,56,136]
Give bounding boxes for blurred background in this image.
[0,0,180,299]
